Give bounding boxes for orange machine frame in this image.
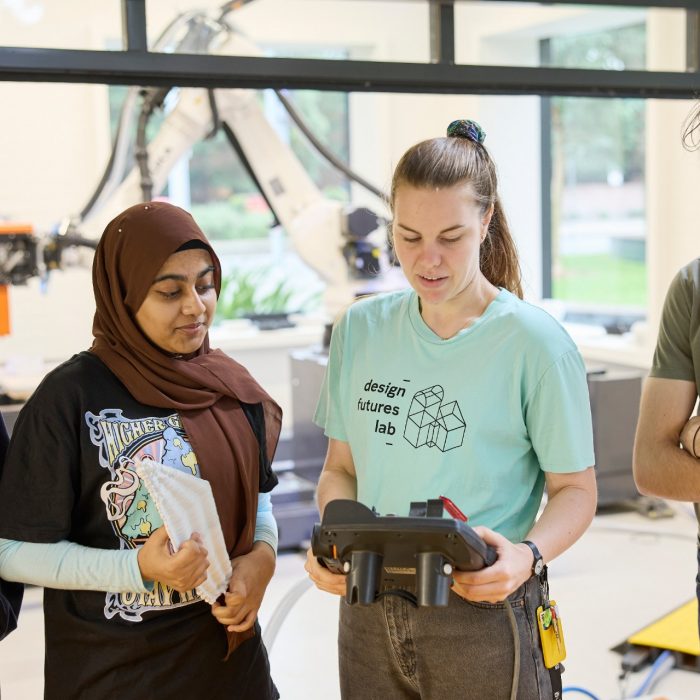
[0,223,34,336]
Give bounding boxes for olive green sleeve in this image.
[651,269,696,382]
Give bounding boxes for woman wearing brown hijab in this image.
[0,202,283,699]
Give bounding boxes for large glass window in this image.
[543,23,647,313]
[189,85,347,321]
[107,70,350,321]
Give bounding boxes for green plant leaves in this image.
[215,267,320,322]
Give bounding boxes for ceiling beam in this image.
[0,47,698,99]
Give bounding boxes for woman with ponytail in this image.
[306,120,597,699]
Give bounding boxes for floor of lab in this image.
[1,504,699,700]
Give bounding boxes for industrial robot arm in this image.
[73,11,388,312]
[0,5,388,316]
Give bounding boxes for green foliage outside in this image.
[187,89,351,232]
[548,23,647,309]
[190,199,273,240]
[550,25,646,184]
[185,89,350,240]
[215,267,322,322]
[286,90,350,200]
[553,255,646,306]
[264,46,351,201]
[189,130,257,201]
[554,95,645,186]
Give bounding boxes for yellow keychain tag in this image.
[536,600,566,668]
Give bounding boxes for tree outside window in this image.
[545,23,646,309]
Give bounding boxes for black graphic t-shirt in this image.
[0,352,276,700]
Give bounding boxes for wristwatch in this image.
[521,540,544,577]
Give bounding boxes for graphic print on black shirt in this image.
[85,408,202,621]
[358,378,466,451]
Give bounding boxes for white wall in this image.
[0,1,122,363]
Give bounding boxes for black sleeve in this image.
[0,372,81,542]
[240,402,278,493]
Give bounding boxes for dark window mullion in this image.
[540,39,553,299]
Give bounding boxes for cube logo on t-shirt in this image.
[403,385,465,452]
[85,408,203,622]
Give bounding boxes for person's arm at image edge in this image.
[517,466,597,569]
[633,376,700,501]
[0,526,210,595]
[0,537,148,593]
[315,438,358,515]
[253,491,278,554]
[510,349,598,582]
[454,467,597,603]
[454,348,598,602]
[304,438,357,595]
[209,493,279,632]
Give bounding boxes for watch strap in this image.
[521,539,544,576]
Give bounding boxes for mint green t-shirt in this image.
[314,288,594,542]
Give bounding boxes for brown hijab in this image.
[91,202,282,614]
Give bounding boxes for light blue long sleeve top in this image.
[0,492,277,593]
